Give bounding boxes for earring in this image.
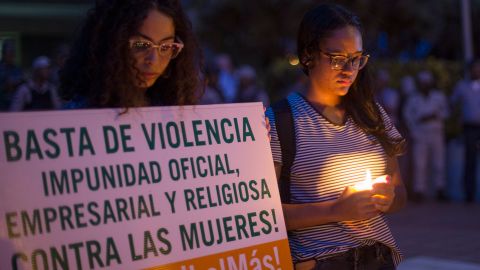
[302,55,313,67]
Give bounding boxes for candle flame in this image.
[353,169,387,191]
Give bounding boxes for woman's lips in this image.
[337,79,352,85]
[142,73,159,79]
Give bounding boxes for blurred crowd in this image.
[0,40,269,111]
[374,62,480,204]
[200,53,269,106]
[0,40,67,112]
[1,38,479,204]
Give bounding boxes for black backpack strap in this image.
[271,98,295,203]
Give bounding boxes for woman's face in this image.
[309,26,364,99]
[130,9,176,89]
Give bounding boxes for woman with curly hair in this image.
[60,0,202,108]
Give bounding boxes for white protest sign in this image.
[0,103,293,270]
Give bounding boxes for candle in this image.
[353,169,388,191]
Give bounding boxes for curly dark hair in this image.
[297,3,405,156]
[60,0,202,108]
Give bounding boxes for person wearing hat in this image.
[9,56,62,111]
[235,65,269,106]
[403,70,449,202]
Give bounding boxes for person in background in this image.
[215,53,238,103]
[398,75,418,137]
[235,65,269,106]
[199,62,224,104]
[49,43,70,87]
[0,39,24,111]
[266,4,406,269]
[451,59,480,203]
[403,70,449,202]
[10,56,62,111]
[375,68,400,127]
[285,69,308,96]
[60,0,202,109]
[397,75,417,197]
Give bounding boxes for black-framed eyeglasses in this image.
[319,50,370,70]
[129,37,184,59]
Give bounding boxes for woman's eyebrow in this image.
[134,32,175,43]
[326,50,364,56]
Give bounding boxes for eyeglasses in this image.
[320,50,369,70]
[129,38,184,59]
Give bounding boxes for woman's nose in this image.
[144,48,160,65]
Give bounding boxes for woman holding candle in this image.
[266,3,407,270]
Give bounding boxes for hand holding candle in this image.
[332,187,379,221]
[352,170,395,212]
